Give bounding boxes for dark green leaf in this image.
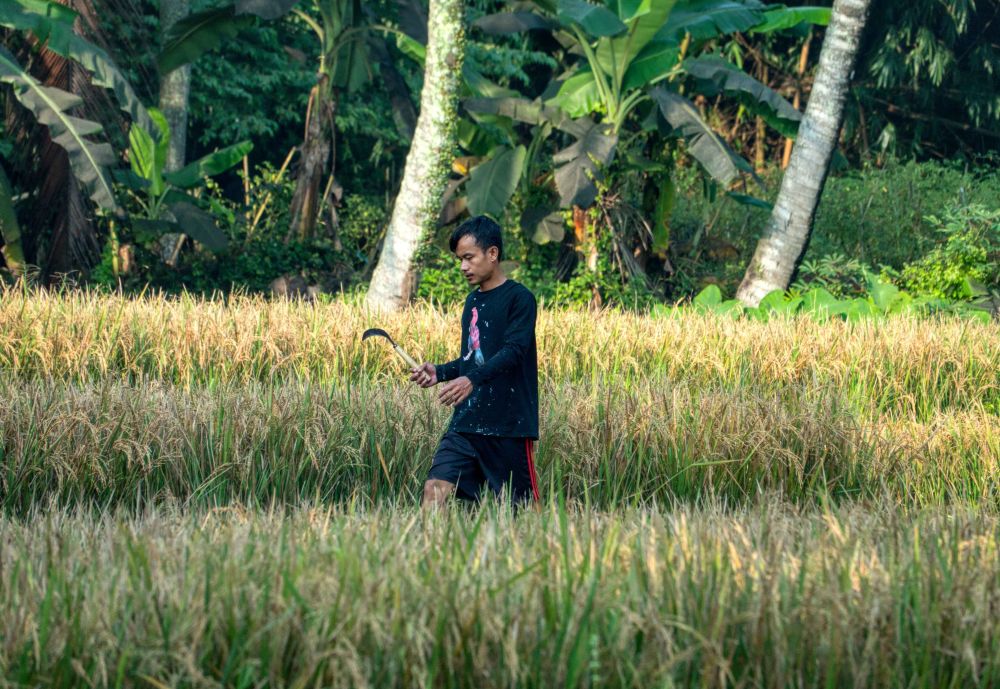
[0,46,118,212]
[157,7,256,74]
[234,0,300,20]
[685,55,801,136]
[650,87,756,187]
[164,141,253,189]
[1,1,151,130]
[557,0,628,37]
[726,191,772,210]
[521,207,566,244]
[167,201,229,252]
[473,12,556,34]
[553,122,618,207]
[132,218,177,244]
[621,39,679,90]
[464,97,593,137]
[656,0,765,43]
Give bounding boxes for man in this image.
[410,215,540,508]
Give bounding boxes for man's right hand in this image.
[410,362,438,388]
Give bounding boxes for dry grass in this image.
[2,288,999,686]
[1,287,997,420]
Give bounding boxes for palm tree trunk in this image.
[159,0,190,172]
[365,0,464,311]
[736,0,872,306]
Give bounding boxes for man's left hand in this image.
[438,376,473,406]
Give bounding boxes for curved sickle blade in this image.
[361,328,395,346]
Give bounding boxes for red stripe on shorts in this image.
[525,439,540,502]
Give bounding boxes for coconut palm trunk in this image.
[736,0,873,306]
[159,0,191,172]
[365,0,464,311]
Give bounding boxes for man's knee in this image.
[422,479,455,507]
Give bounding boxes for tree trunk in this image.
[365,0,464,312]
[287,78,335,241]
[736,0,872,306]
[159,0,191,172]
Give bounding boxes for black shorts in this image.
[428,431,540,504]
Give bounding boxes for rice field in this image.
[1,285,998,686]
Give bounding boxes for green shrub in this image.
[890,204,1000,300]
[668,159,1000,300]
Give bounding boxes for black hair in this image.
[449,215,503,261]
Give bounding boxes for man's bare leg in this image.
[422,479,456,509]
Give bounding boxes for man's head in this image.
[450,215,503,287]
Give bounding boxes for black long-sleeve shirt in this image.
[435,279,539,439]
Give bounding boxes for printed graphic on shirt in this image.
[462,306,486,366]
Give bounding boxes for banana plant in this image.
[0,163,24,272]
[464,0,830,248]
[117,109,251,254]
[156,0,386,240]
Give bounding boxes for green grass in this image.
[1,289,998,686]
[3,503,1000,688]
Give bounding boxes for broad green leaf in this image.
[621,39,679,90]
[548,70,602,118]
[650,87,756,187]
[685,55,801,136]
[462,64,518,98]
[753,292,804,319]
[473,12,556,33]
[0,164,24,271]
[656,0,765,43]
[844,298,876,322]
[553,122,617,207]
[157,7,256,74]
[1,1,151,130]
[9,0,77,24]
[157,1,299,73]
[167,202,229,252]
[128,119,163,195]
[0,46,118,212]
[132,218,177,244]
[395,32,426,63]
[595,0,677,86]
[801,287,840,317]
[870,281,901,312]
[465,97,593,137]
[557,0,628,37]
[164,140,253,189]
[466,146,527,218]
[750,6,830,33]
[607,0,651,21]
[693,284,722,306]
[235,0,300,20]
[521,207,566,244]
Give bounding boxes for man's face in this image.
[455,234,497,286]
